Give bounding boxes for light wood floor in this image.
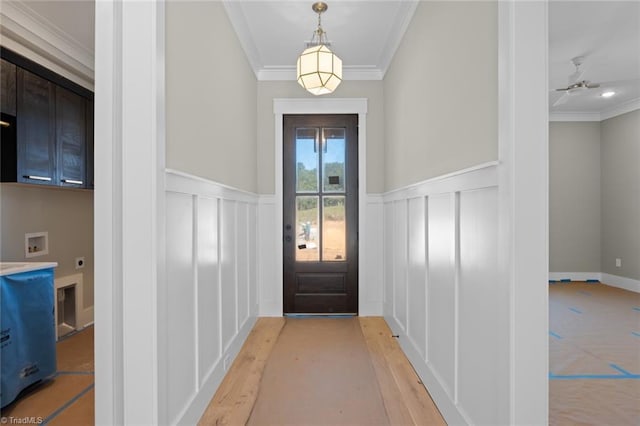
[199,317,445,425]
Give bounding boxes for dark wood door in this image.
[283,114,358,314]
[56,85,86,188]
[16,68,56,185]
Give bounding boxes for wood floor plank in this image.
[360,317,446,426]
[198,317,285,426]
[360,317,415,425]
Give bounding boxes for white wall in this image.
[0,184,94,316]
[383,164,506,425]
[163,170,258,424]
[383,1,498,191]
[601,110,640,282]
[549,122,601,273]
[166,1,257,193]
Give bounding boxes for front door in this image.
[283,114,358,314]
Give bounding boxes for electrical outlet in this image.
[615,258,622,268]
[223,355,231,372]
[75,257,85,269]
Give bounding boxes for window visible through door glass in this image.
[322,128,345,193]
[322,196,346,261]
[296,196,319,261]
[296,128,318,193]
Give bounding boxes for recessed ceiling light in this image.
[601,91,616,98]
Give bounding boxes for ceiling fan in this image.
[552,56,601,106]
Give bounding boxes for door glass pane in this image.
[296,128,319,193]
[322,128,346,193]
[322,196,346,261]
[296,196,319,262]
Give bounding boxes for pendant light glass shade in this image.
[296,2,342,95]
[297,44,342,95]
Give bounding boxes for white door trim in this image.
[498,1,549,424]
[94,1,166,424]
[272,98,368,316]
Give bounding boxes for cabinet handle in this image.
[24,175,52,181]
[61,179,84,185]
[0,120,10,128]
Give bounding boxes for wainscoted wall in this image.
[383,163,507,425]
[164,170,258,424]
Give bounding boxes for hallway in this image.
[199,317,445,425]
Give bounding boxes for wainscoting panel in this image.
[393,200,408,331]
[196,196,221,385]
[236,202,250,331]
[360,195,384,315]
[383,202,394,315]
[221,199,238,351]
[457,187,501,424]
[165,192,197,421]
[383,163,500,425]
[426,192,456,399]
[407,196,427,359]
[164,170,258,425]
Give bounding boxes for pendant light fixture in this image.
[296,2,342,95]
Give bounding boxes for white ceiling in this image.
[548,1,640,119]
[2,0,638,119]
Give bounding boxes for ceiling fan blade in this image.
[586,83,600,89]
[554,87,569,92]
[552,93,569,107]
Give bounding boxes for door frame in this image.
[273,98,368,316]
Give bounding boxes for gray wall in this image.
[601,109,640,280]
[256,80,385,194]
[166,1,258,193]
[549,122,601,273]
[0,184,94,309]
[383,1,498,191]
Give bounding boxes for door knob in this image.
[285,236,292,242]
[285,224,292,231]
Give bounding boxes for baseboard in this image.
[548,272,640,293]
[175,315,258,425]
[601,273,640,293]
[384,315,468,426]
[548,272,602,282]
[81,306,94,327]
[359,301,383,317]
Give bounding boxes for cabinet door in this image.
[56,86,86,188]
[85,99,94,189]
[1,59,17,116]
[16,68,56,185]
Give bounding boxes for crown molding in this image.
[548,112,601,122]
[549,97,640,122]
[377,0,418,78]
[600,97,640,121]
[0,1,94,87]
[222,0,262,79]
[223,0,411,82]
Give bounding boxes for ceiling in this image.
[2,0,638,120]
[548,1,640,119]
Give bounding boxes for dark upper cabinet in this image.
[85,99,94,189]
[16,67,57,185]
[1,50,93,189]
[56,85,86,187]
[1,58,16,116]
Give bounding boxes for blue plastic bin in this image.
[1,268,57,407]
